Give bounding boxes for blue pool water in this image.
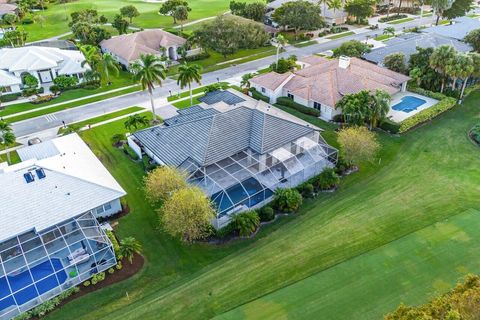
[0,258,67,312]
[392,96,427,113]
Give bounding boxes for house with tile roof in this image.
[0,46,88,94]
[129,90,337,228]
[250,56,410,120]
[0,134,125,320]
[100,29,189,69]
[0,2,17,18]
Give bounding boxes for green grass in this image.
[0,150,20,164]
[172,96,202,109]
[467,13,480,18]
[5,86,138,123]
[293,40,318,48]
[220,208,480,319]
[374,34,394,41]
[57,106,144,134]
[20,0,260,42]
[388,17,415,24]
[46,92,480,320]
[326,31,354,39]
[438,20,451,25]
[422,12,434,17]
[1,71,136,118]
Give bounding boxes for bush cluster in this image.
[408,87,447,100]
[399,97,457,133]
[22,87,44,97]
[0,92,21,103]
[31,94,55,105]
[275,97,320,117]
[273,188,303,213]
[378,14,408,22]
[231,210,260,237]
[123,144,139,160]
[184,51,210,62]
[470,124,480,145]
[249,88,270,103]
[14,287,80,320]
[91,272,106,285]
[259,206,275,222]
[379,119,400,134]
[106,230,123,260]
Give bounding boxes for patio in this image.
[387,91,439,123]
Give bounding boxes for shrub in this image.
[142,154,157,171]
[123,144,139,160]
[215,221,237,238]
[313,168,340,190]
[332,114,344,122]
[0,92,21,102]
[22,18,34,24]
[335,157,349,175]
[22,88,40,97]
[106,230,123,260]
[53,75,78,90]
[31,94,55,104]
[399,97,457,133]
[184,51,210,62]
[108,268,115,274]
[249,88,270,102]
[232,210,260,237]
[378,14,408,22]
[276,97,320,117]
[470,124,480,144]
[49,84,61,95]
[299,183,315,198]
[379,119,400,134]
[111,133,126,147]
[259,206,275,222]
[408,87,447,100]
[116,261,123,270]
[83,280,91,287]
[273,188,303,213]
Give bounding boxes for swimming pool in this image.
[0,258,67,312]
[392,96,427,113]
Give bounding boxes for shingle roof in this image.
[134,106,315,167]
[423,16,480,40]
[267,57,410,107]
[250,72,293,91]
[100,29,187,63]
[0,134,126,242]
[363,33,473,64]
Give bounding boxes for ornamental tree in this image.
[332,40,370,57]
[464,29,480,52]
[383,52,407,74]
[344,0,375,23]
[120,5,140,23]
[337,126,380,167]
[160,187,216,242]
[159,0,191,24]
[144,166,188,204]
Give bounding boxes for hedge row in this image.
[379,119,400,134]
[408,87,447,100]
[399,97,457,133]
[378,14,408,22]
[249,88,270,103]
[276,97,320,117]
[0,92,21,103]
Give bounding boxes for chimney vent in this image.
[338,56,351,69]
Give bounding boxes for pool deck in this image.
[387,91,439,123]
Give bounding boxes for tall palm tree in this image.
[241,73,254,89]
[274,34,288,69]
[430,45,456,93]
[369,90,391,128]
[328,0,343,23]
[445,54,466,91]
[80,45,102,71]
[319,0,328,20]
[455,53,475,99]
[124,114,149,131]
[99,53,120,85]
[177,63,202,106]
[461,52,480,99]
[119,237,142,264]
[0,121,15,164]
[131,54,166,121]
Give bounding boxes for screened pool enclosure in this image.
[0,212,116,320]
[181,132,338,227]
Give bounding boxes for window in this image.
[287,93,294,99]
[261,87,266,93]
[313,101,321,110]
[104,202,112,211]
[95,206,105,215]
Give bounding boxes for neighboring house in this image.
[0,133,126,320]
[128,90,338,228]
[0,2,17,18]
[363,32,472,66]
[423,16,480,41]
[0,46,88,93]
[100,29,190,69]
[265,0,348,26]
[250,56,410,120]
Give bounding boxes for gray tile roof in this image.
[177,105,204,115]
[134,106,315,167]
[164,107,219,126]
[363,33,473,65]
[198,90,246,105]
[422,16,480,40]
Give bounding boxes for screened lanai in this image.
[0,212,116,320]
[181,133,338,221]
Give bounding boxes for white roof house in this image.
[0,133,126,243]
[0,46,89,92]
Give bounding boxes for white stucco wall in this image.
[93,198,123,219]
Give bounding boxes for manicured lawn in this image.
[47,92,480,320]
[294,40,318,48]
[326,31,354,39]
[1,71,136,118]
[374,34,394,41]
[57,106,144,134]
[220,208,480,319]
[388,17,415,24]
[0,150,20,164]
[21,0,259,41]
[172,96,202,109]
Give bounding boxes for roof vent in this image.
[338,56,351,69]
[23,172,35,183]
[36,168,46,179]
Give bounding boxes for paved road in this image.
[12,15,437,139]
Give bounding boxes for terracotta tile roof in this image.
[279,57,410,106]
[250,72,293,91]
[100,29,186,63]
[0,3,16,14]
[298,55,329,66]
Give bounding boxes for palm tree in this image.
[124,114,149,131]
[0,121,15,164]
[383,26,395,36]
[241,73,254,89]
[455,53,475,99]
[369,90,391,128]
[462,52,480,99]
[319,0,329,20]
[99,53,120,85]
[430,45,456,93]
[328,0,343,23]
[131,54,167,121]
[177,63,202,106]
[80,45,101,71]
[119,237,142,264]
[445,54,465,91]
[274,34,288,69]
